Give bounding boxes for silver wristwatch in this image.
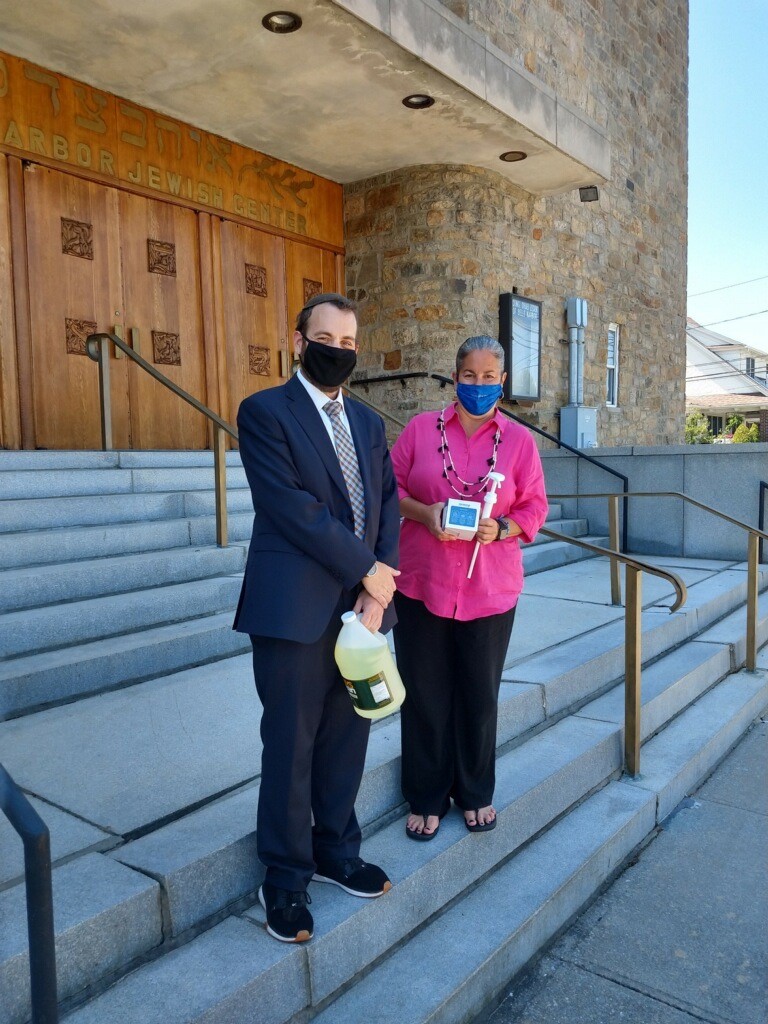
[495,517,511,541]
[366,562,378,577]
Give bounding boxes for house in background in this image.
[686,318,768,440]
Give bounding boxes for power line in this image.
[688,274,768,297]
[698,308,768,328]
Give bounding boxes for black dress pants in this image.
[393,592,516,815]
[251,598,370,892]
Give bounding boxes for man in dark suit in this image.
[234,293,400,943]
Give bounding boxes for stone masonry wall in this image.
[344,0,689,447]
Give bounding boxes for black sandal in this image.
[465,810,497,833]
[405,813,440,842]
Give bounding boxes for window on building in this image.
[745,356,755,377]
[707,415,724,436]
[606,324,619,406]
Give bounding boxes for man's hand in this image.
[353,591,385,632]
[475,517,499,545]
[361,561,400,607]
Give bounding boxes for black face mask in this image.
[299,336,357,388]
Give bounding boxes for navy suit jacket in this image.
[233,373,400,643]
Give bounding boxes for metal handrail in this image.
[86,332,239,547]
[759,481,767,564]
[549,490,768,671]
[534,528,687,775]
[1,763,58,1023]
[349,370,630,551]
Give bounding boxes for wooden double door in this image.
[21,164,340,449]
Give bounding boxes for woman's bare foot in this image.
[464,806,496,828]
[406,813,440,837]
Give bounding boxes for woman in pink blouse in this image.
[391,336,549,840]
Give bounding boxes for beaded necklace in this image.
[437,405,502,498]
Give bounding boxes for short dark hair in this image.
[295,293,358,335]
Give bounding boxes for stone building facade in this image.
[346,0,689,447]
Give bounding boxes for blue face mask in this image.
[456,382,503,417]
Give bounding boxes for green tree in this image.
[685,410,713,444]
[732,422,759,443]
[725,413,744,434]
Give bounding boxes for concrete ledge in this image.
[0,613,250,720]
[0,854,162,1024]
[576,641,732,740]
[63,917,308,1024]
[278,716,621,1005]
[311,783,655,1024]
[0,576,242,658]
[621,668,768,822]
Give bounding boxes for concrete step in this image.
[57,662,768,1024]
[522,534,608,575]
[0,468,133,500]
[0,854,162,1024]
[0,514,252,569]
[0,612,251,719]
[504,570,768,717]
[0,488,254,535]
[60,783,656,1024]
[525,516,588,545]
[311,782,657,1024]
[1,580,762,1022]
[76,627,735,942]
[0,545,247,613]
[0,575,243,659]
[0,464,247,503]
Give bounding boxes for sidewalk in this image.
[480,713,768,1024]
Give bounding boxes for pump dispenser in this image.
[334,612,406,720]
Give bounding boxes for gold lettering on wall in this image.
[24,65,61,114]
[119,102,147,147]
[0,50,342,246]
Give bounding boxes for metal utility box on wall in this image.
[560,406,597,448]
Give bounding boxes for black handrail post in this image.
[0,764,59,1023]
[759,481,767,564]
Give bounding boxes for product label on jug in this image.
[343,672,393,711]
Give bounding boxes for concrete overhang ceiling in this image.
[0,0,610,195]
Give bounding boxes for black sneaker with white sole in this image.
[312,857,392,897]
[259,883,313,943]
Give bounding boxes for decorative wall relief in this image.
[152,330,181,366]
[249,345,271,376]
[303,278,322,304]
[65,317,97,355]
[245,263,268,297]
[61,218,94,260]
[147,239,177,276]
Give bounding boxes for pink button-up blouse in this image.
[391,403,549,621]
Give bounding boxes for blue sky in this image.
[687,0,768,354]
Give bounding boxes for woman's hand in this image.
[475,517,499,545]
[425,502,454,542]
[400,497,453,541]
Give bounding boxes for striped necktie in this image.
[323,400,366,540]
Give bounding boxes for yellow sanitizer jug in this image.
[334,611,406,720]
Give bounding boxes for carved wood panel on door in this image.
[217,219,287,427]
[23,164,130,449]
[119,191,208,449]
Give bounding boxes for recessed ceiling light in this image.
[402,94,435,109]
[500,150,527,162]
[262,10,302,33]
